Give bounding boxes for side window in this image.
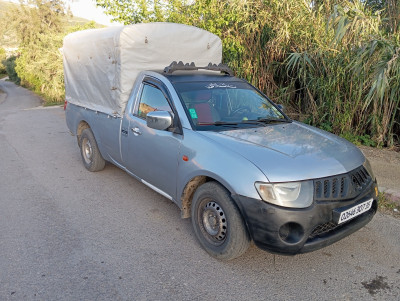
[137,84,172,119]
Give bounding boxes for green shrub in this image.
[3,56,20,84]
[0,48,6,75]
[4,0,97,104]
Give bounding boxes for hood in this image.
[200,122,365,182]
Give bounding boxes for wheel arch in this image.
[76,120,90,147]
[180,175,236,219]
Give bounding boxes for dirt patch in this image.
[378,193,400,218]
[359,146,400,192]
[379,206,400,218]
[359,145,400,163]
[361,275,391,296]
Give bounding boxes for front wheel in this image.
[79,128,105,172]
[191,182,250,260]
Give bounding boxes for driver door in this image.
[122,79,182,202]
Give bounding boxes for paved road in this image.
[1,80,399,301]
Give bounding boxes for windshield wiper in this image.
[240,120,267,126]
[206,120,286,127]
[214,121,270,127]
[214,121,266,127]
[254,118,292,124]
[202,121,241,128]
[213,121,240,125]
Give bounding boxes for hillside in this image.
[0,0,103,50]
[0,0,18,49]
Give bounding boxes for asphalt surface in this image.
[1,79,400,301]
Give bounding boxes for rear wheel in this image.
[79,128,105,172]
[191,182,250,260]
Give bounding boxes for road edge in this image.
[0,89,6,105]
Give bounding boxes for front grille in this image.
[308,165,375,242]
[308,209,375,240]
[309,222,337,239]
[314,165,371,201]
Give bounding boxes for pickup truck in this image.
[63,23,378,260]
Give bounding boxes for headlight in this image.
[363,158,375,181]
[255,181,314,208]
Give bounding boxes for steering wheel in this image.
[230,106,251,117]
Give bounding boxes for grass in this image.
[378,192,400,218]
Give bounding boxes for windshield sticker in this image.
[205,83,237,89]
[189,108,198,119]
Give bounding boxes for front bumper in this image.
[232,181,378,255]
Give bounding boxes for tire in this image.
[191,182,250,260]
[79,128,106,172]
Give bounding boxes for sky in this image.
[66,0,119,26]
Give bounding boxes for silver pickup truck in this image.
[64,23,378,260]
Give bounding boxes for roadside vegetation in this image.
[0,47,7,79]
[378,193,400,218]
[0,0,399,147]
[0,0,97,104]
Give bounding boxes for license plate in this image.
[336,199,373,225]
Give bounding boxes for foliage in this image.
[0,0,19,49]
[3,56,20,84]
[283,2,400,147]
[1,0,97,104]
[2,0,65,102]
[0,47,6,75]
[340,132,377,147]
[97,0,400,147]
[96,0,167,24]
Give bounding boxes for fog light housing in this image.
[278,222,304,244]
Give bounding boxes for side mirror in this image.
[146,111,173,131]
[276,104,285,112]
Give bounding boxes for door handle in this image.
[131,127,142,136]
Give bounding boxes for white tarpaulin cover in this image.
[63,22,222,115]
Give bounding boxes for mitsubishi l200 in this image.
[63,23,378,260]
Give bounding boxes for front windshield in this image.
[173,81,286,130]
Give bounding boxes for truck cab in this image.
[65,62,378,260]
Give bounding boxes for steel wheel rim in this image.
[200,200,227,245]
[82,138,93,164]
